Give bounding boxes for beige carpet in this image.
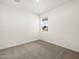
[0,40,79,59]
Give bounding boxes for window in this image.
[41,17,48,31]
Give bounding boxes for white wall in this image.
[0,4,39,49]
[40,0,79,52]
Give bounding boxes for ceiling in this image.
[0,0,75,15]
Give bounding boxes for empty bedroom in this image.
[0,0,79,59]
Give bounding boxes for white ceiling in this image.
[0,0,75,15]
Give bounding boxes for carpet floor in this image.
[0,40,79,59]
